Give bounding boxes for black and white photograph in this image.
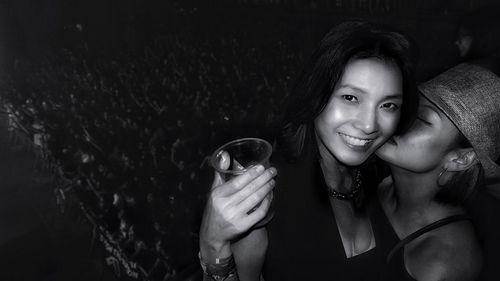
[0,0,499,280]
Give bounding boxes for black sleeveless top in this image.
[382,214,471,281]
[263,152,396,281]
[263,152,472,281]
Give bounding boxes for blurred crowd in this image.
[0,25,300,279]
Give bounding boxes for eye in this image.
[417,116,432,126]
[341,95,358,103]
[381,103,400,112]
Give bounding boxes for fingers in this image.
[212,150,231,188]
[238,178,275,214]
[212,171,224,189]
[231,167,277,204]
[204,167,276,238]
[218,150,231,170]
[227,164,266,191]
[212,165,265,197]
[239,191,273,227]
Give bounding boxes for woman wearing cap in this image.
[373,63,500,280]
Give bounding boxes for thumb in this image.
[212,150,230,188]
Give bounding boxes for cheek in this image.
[406,136,435,154]
[314,114,332,143]
[378,112,401,138]
[316,103,346,131]
[400,134,445,169]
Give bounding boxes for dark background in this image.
[0,0,498,280]
[1,0,498,78]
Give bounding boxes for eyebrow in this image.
[338,84,403,99]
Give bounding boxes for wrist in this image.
[200,237,232,261]
[199,251,238,281]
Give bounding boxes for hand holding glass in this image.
[210,138,274,227]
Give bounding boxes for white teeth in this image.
[340,133,374,147]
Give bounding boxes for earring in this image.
[437,167,448,187]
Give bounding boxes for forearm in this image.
[232,228,267,281]
[200,228,267,281]
[199,161,275,281]
[200,236,232,262]
[199,236,237,281]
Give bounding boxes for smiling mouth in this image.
[338,132,375,147]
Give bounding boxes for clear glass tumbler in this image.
[210,137,274,228]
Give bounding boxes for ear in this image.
[445,148,478,172]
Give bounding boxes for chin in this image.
[376,149,419,171]
[334,152,369,167]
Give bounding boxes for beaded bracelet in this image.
[198,252,237,281]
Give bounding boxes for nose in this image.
[353,108,378,135]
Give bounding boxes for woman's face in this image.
[376,96,460,172]
[315,58,403,166]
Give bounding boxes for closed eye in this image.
[417,117,432,125]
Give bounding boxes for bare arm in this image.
[231,228,268,281]
[200,227,267,281]
[199,155,275,281]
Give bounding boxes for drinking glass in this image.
[210,137,274,227]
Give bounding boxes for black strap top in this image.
[380,213,472,281]
[386,214,472,264]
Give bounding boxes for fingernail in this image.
[255,165,264,173]
[269,167,277,175]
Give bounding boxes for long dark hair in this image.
[278,21,418,161]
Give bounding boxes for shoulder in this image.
[405,221,482,281]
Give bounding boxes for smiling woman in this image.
[198,20,419,281]
[315,58,403,166]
